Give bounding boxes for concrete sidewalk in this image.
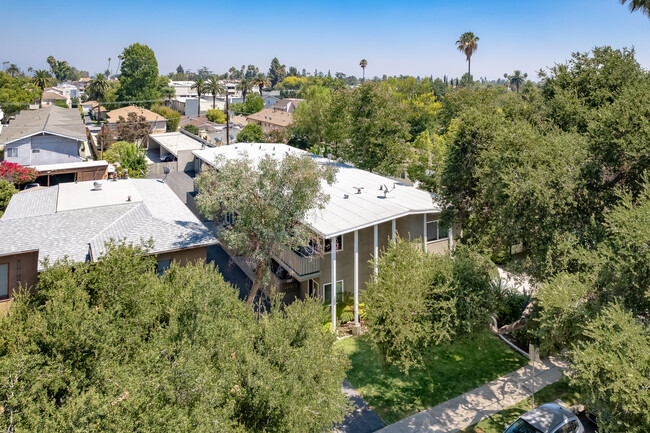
[376,357,569,433]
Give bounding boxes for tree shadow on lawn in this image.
[338,330,528,425]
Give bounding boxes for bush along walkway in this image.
[376,357,569,433]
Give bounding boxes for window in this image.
[324,235,343,253]
[157,259,171,276]
[556,420,579,433]
[32,143,40,154]
[0,263,8,299]
[323,280,344,303]
[426,218,449,242]
[224,212,235,225]
[6,148,17,158]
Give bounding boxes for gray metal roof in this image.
[0,105,87,145]
[520,403,574,431]
[0,179,217,270]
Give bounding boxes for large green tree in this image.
[196,154,336,306]
[31,70,52,108]
[0,72,41,119]
[0,243,350,432]
[268,57,286,87]
[236,124,264,142]
[116,43,161,108]
[569,303,650,433]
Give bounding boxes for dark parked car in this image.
[160,154,175,162]
[504,403,584,433]
[23,183,42,190]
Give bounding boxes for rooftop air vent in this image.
[93,181,102,191]
[354,186,364,194]
[343,194,349,199]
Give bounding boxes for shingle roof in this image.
[0,179,217,270]
[246,108,293,127]
[1,187,58,220]
[106,106,163,123]
[0,105,87,145]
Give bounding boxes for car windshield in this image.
[504,418,543,433]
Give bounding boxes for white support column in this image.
[391,219,396,243]
[331,241,337,332]
[423,214,428,252]
[354,230,359,326]
[448,226,454,252]
[373,224,379,276]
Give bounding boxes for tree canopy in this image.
[0,243,349,432]
[116,43,160,108]
[195,154,336,305]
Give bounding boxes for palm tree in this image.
[86,73,110,120]
[236,79,253,103]
[253,73,271,97]
[191,77,207,116]
[160,86,175,106]
[6,64,20,78]
[621,0,650,17]
[360,59,368,82]
[32,70,53,108]
[504,70,528,93]
[206,76,225,109]
[456,32,480,85]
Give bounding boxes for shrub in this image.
[363,237,456,373]
[150,104,180,132]
[53,100,69,108]
[183,124,199,135]
[206,109,226,123]
[0,161,37,184]
[0,180,17,217]
[103,141,147,178]
[237,124,264,142]
[451,245,499,334]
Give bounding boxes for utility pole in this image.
[225,85,230,146]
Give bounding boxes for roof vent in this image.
[354,186,364,194]
[93,181,102,191]
[343,194,349,199]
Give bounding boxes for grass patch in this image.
[336,330,528,424]
[460,379,581,433]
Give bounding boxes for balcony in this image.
[276,246,321,278]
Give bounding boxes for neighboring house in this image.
[81,100,107,120]
[169,80,242,116]
[230,115,248,127]
[147,131,210,171]
[246,108,293,134]
[263,95,280,108]
[0,178,217,310]
[192,143,456,325]
[185,98,219,117]
[0,105,87,166]
[271,98,304,113]
[206,125,241,145]
[106,106,166,133]
[178,115,220,132]
[40,90,68,107]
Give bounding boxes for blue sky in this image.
[2,0,649,80]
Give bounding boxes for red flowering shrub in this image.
[0,161,37,184]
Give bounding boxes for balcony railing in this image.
[277,247,320,277]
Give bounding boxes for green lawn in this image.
[336,330,528,424]
[460,379,581,433]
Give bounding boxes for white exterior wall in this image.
[3,134,83,166]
